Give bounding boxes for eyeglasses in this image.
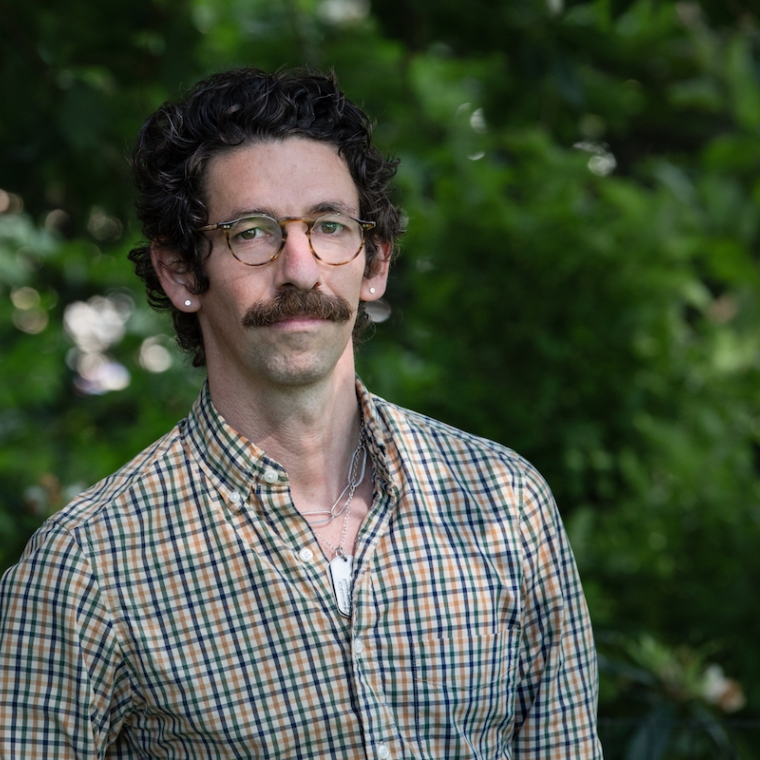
[198,212,376,267]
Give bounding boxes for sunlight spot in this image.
[12,308,48,334]
[10,287,41,310]
[139,336,173,373]
[318,0,369,24]
[469,108,487,134]
[64,294,133,353]
[74,352,131,395]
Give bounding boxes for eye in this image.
[313,217,349,236]
[231,217,278,245]
[237,224,266,241]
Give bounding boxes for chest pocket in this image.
[391,628,521,759]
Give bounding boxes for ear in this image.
[151,243,200,313]
[360,242,391,302]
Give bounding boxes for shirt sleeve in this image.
[512,468,603,759]
[0,522,133,758]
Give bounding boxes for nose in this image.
[273,220,321,290]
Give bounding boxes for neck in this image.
[206,355,364,509]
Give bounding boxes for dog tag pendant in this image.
[329,555,353,617]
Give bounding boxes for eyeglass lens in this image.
[227,213,364,265]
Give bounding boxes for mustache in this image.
[241,289,354,328]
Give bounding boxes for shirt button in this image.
[377,743,390,759]
[262,468,279,484]
[229,491,243,506]
[353,639,364,655]
[299,548,314,562]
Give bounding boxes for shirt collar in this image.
[181,379,399,511]
[355,377,397,501]
[182,383,276,506]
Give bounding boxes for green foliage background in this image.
[2,0,760,753]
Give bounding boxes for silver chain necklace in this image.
[304,432,367,617]
[301,436,367,527]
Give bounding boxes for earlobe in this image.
[361,242,391,302]
[151,243,200,312]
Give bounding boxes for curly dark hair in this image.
[128,67,401,367]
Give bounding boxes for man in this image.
[0,68,602,758]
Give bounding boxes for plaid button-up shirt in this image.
[0,380,602,759]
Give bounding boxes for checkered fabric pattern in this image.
[0,380,602,759]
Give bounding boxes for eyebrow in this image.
[216,201,359,224]
[308,201,358,217]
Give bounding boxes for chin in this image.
[238,330,355,389]
[256,351,347,389]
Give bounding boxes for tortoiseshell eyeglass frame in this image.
[197,214,376,267]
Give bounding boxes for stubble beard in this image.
[240,289,356,387]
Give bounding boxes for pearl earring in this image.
[184,300,192,307]
[369,288,376,294]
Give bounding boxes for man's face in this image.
[187,137,389,392]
